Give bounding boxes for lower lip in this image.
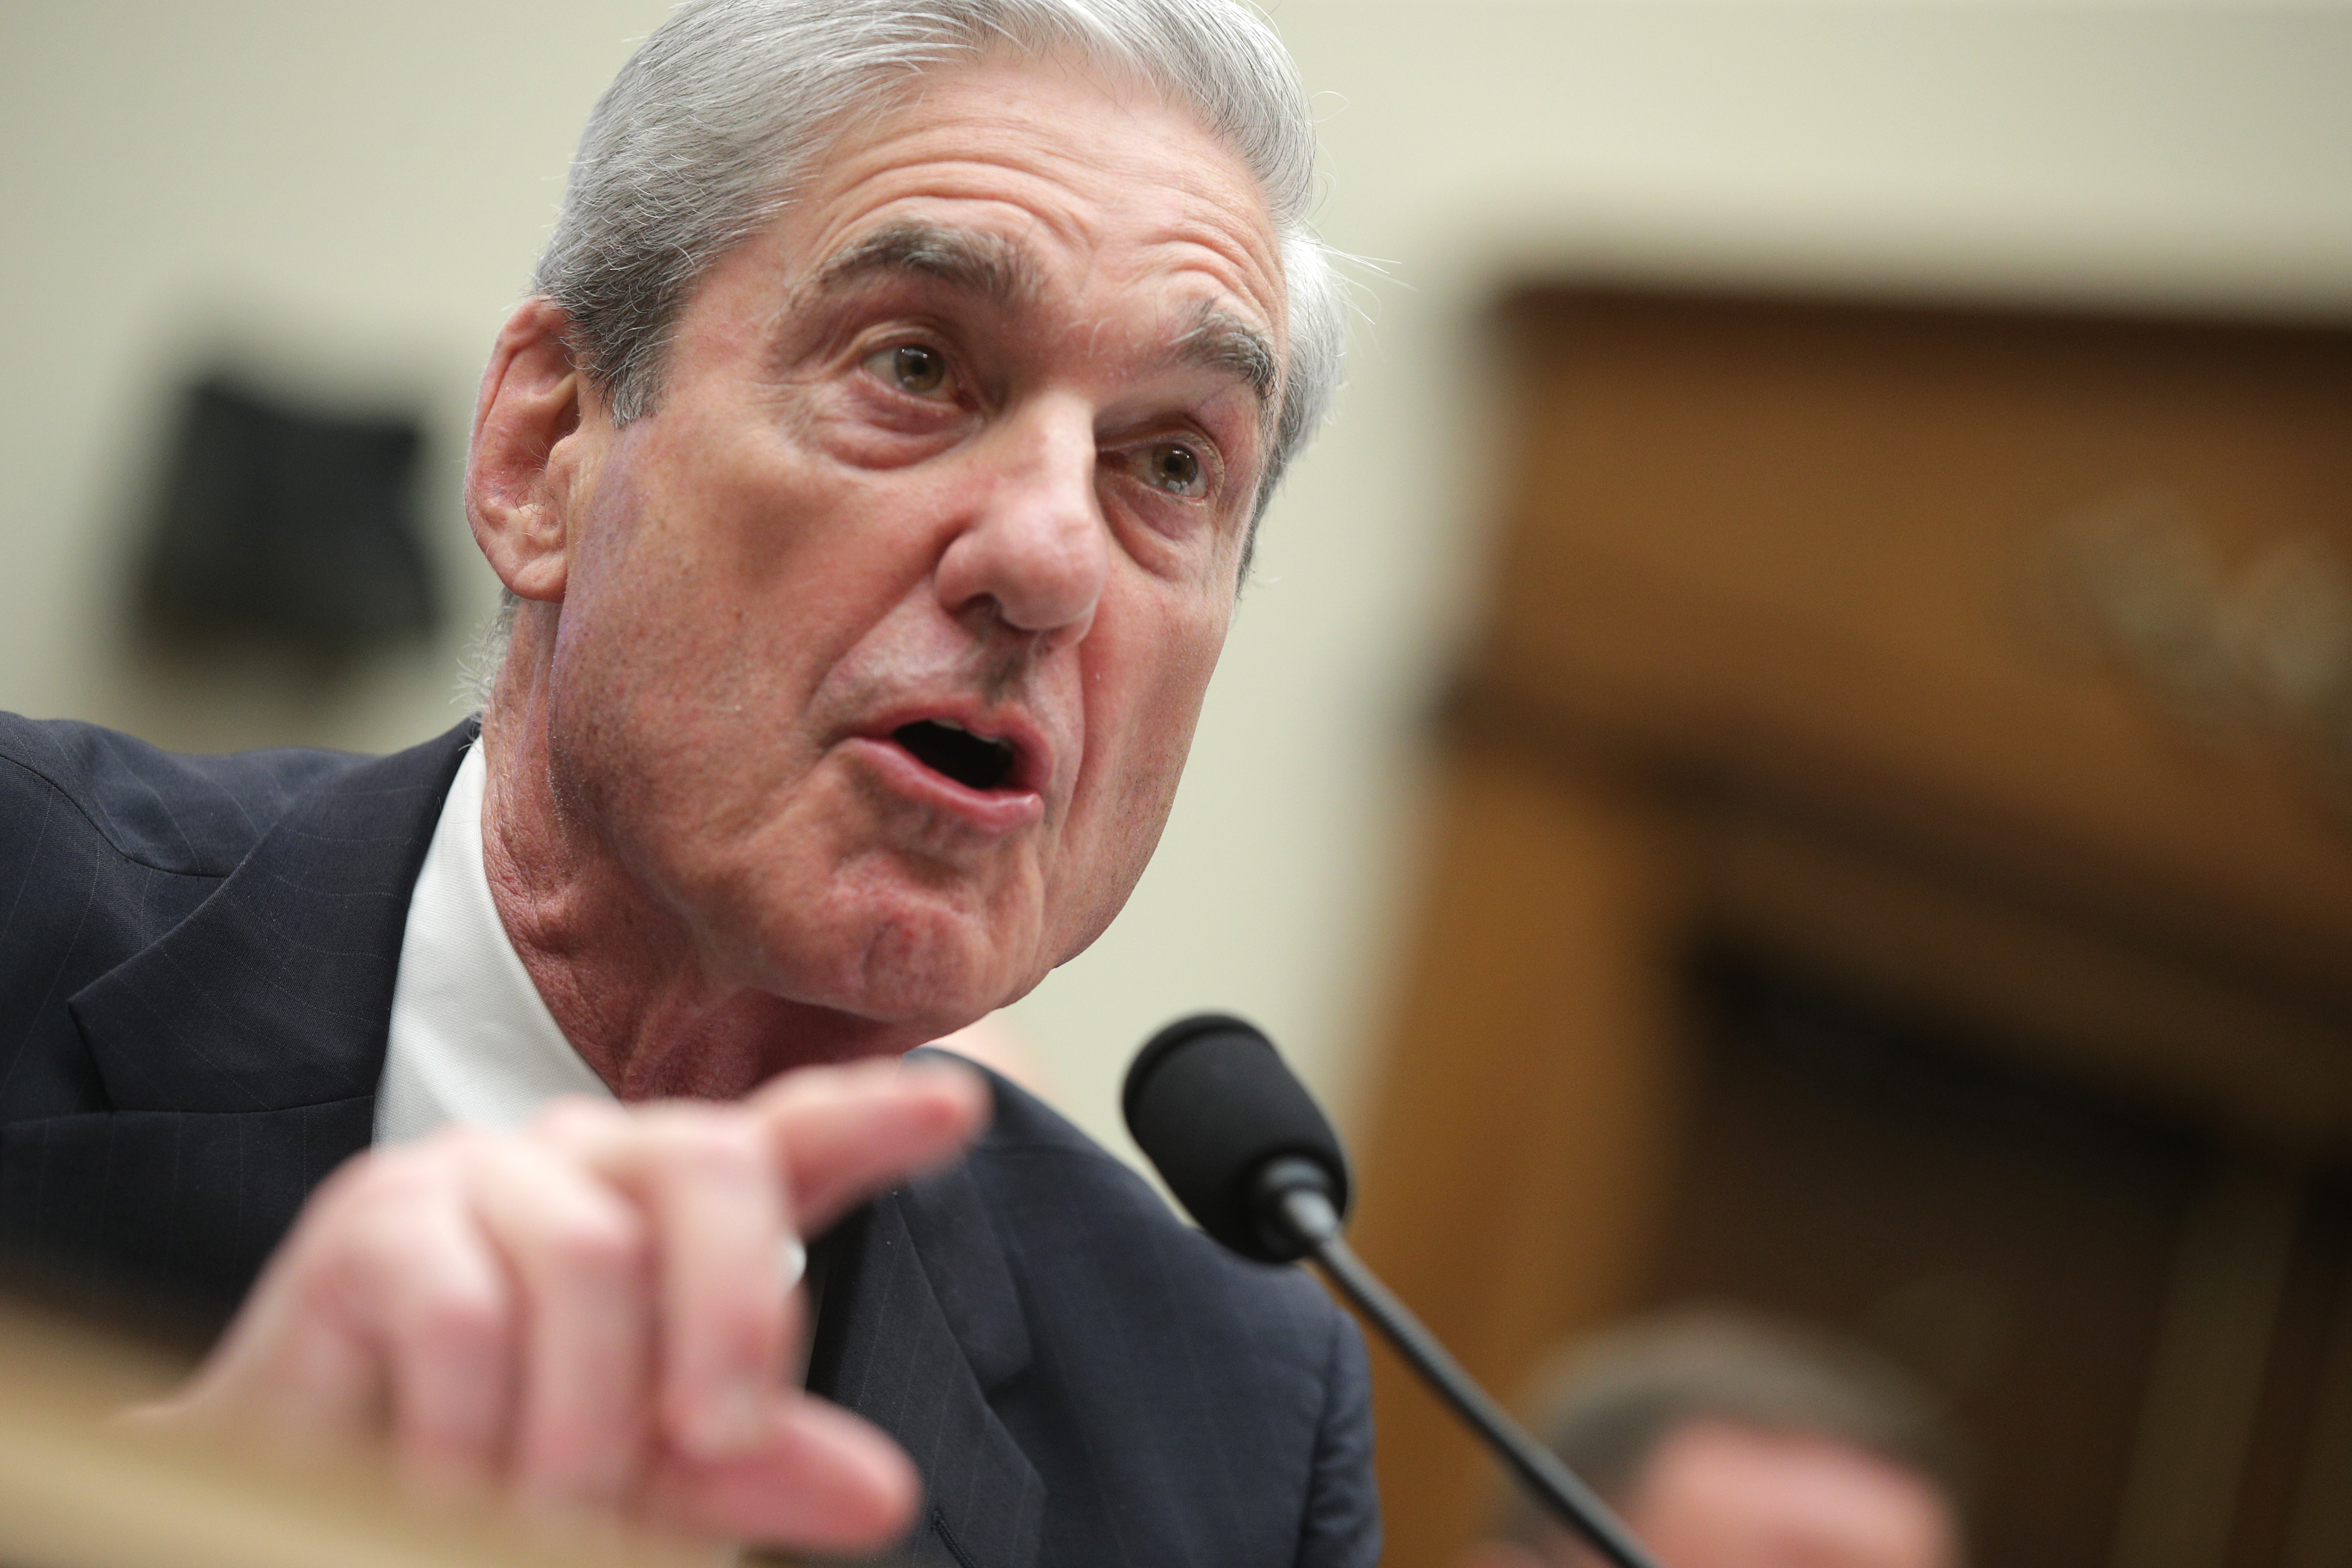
[842,736,1045,833]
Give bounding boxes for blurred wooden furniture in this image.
[1351,289,2352,1568]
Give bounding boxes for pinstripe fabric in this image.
[0,714,475,1317]
[0,716,1380,1565]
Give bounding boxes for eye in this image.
[1143,440,1208,498]
[861,341,953,399]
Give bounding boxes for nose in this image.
[934,398,1109,649]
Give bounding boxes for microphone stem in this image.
[1273,1188,1662,1568]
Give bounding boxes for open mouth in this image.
[893,720,1019,792]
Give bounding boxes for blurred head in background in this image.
[1459,1310,1965,1568]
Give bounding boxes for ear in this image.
[465,297,593,604]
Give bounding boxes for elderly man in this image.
[0,2,1373,1562]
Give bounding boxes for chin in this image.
[747,882,1044,1036]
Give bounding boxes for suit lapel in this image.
[68,720,475,1115]
[810,1148,1042,1568]
[23,721,475,1313]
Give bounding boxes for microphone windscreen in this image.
[1122,1014,1351,1263]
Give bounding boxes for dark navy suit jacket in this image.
[0,713,1379,1568]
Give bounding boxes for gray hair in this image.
[1495,1310,1966,1555]
[534,0,1344,511]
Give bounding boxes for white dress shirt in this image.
[375,741,614,1144]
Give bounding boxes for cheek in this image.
[1133,640,1220,777]
[543,440,833,809]
[1122,567,1226,711]
[575,434,880,673]
[1071,590,1230,843]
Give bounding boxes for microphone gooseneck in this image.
[1124,1014,1663,1568]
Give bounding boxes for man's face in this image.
[1530,1421,1960,1568]
[534,55,1285,1037]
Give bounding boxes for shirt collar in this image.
[376,739,613,1143]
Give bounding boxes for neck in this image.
[475,641,923,1101]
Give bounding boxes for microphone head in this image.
[1122,1013,1351,1263]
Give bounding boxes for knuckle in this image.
[291,1242,371,1321]
[401,1391,498,1452]
[404,1277,511,1357]
[532,1093,625,1142]
[289,1170,460,1311]
[679,1117,771,1182]
[710,1279,788,1357]
[639,1103,770,1180]
[518,1432,636,1511]
[542,1205,648,1286]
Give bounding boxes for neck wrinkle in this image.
[475,645,923,1101]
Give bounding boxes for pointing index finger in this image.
[755,1057,991,1234]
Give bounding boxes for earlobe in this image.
[466,297,591,604]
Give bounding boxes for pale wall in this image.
[5,0,2349,1169]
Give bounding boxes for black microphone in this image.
[1124,1014,1661,1568]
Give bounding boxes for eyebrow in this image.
[809,217,1280,412]
[1175,302,1279,411]
[814,220,1037,309]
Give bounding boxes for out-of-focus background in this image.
[7,2,2352,1565]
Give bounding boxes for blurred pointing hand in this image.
[135,1056,989,1553]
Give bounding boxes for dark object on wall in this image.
[136,374,437,652]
